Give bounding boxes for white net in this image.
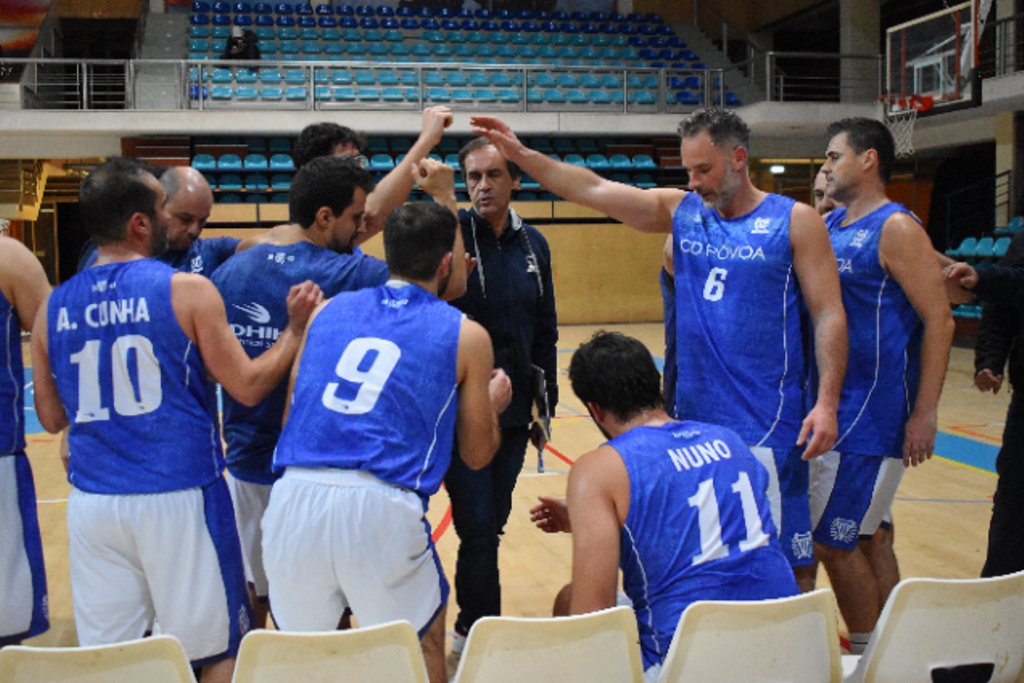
[885,106,918,159]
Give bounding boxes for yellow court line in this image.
[932,454,998,477]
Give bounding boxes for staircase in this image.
[135,12,190,110]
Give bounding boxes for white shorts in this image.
[748,446,813,566]
[809,451,905,550]
[226,473,271,600]
[0,454,48,643]
[263,468,447,637]
[67,479,252,665]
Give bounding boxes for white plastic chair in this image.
[0,635,196,683]
[843,570,1024,683]
[657,589,843,683]
[230,620,428,683]
[451,606,644,683]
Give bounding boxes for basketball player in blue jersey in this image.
[0,236,51,646]
[79,166,239,275]
[263,202,511,683]
[813,118,954,654]
[212,156,459,627]
[471,109,848,592]
[532,331,798,681]
[30,157,323,683]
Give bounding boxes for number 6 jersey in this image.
[273,282,464,502]
[671,192,806,447]
[47,260,222,494]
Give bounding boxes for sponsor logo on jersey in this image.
[233,302,271,324]
[381,297,410,309]
[230,302,279,346]
[667,439,732,472]
[790,531,814,560]
[678,239,766,262]
[268,252,296,265]
[91,280,113,293]
[830,517,859,544]
[751,217,771,234]
[190,255,204,274]
[850,229,870,248]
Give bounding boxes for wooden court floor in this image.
[21,323,1001,651]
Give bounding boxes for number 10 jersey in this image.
[671,192,806,447]
[47,260,222,495]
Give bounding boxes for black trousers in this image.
[981,391,1024,577]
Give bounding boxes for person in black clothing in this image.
[946,238,1024,576]
[446,137,558,654]
[962,230,1024,577]
[221,28,260,61]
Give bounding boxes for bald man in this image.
[79,166,238,277]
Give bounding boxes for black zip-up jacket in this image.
[452,207,558,428]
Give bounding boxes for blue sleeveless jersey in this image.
[671,192,806,446]
[611,421,799,669]
[273,283,463,500]
[212,242,388,484]
[825,204,922,456]
[0,290,25,455]
[47,260,222,494]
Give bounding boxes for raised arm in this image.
[358,107,453,244]
[470,116,683,234]
[414,158,471,301]
[455,319,507,470]
[173,273,322,406]
[789,202,847,459]
[567,446,628,615]
[879,213,955,466]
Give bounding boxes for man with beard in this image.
[471,108,847,593]
[30,157,322,683]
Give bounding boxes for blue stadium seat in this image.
[234,14,253,25]
[496,88,519,102]
[332,86,356,101]
[276,15,295,25]
[994,236,1012,257]
[243,154,268,169]
[474,88,496,102]
[244,173,269,190]
[255,14,274,25]
[296,3,313,14]
[330,69,353,84]
[675,91,699,105]
[210,85,234,100]
[192,1,211,10]
[218,173,243,190]
[190,26,211,38]
[629,90,657,105]
[974,236,996,258]
[213,1,230,12]
[369,154,394,170]
[235,85,258,99]
[489,72,513,87]
[428,87,451,102]
[214,13,232,25]
[452,88,473,103]
[356,87,379,100]
[608,154,632,168]
[218,154,243,169]
[725,92,741,106]
[260,85,283,99]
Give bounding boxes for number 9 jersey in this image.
[47,260,222,494]
[273,282,464,501]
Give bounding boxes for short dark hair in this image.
[293,122,368,169]
[79,157,159,246]
[457,136,522,181]
[383,202,458,281]
[826,117,896,183]
[569,331,664,421]
[289,157,375,230]
[677,107,750,151]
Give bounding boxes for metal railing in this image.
[763,52,882,102]
[944,170,1011,249]
[692,0,764,84]
[3,57,731,114]
[979,11,1024,78]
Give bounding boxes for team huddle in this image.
[1,107,957,683]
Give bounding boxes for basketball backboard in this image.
[886,0,981,117]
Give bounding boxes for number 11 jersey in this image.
[47,260,221,495]
[671,192,806,447]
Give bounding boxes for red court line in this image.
[545,444,575,467]
[947,424,1003,444]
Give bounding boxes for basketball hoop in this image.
[876,95,933,159]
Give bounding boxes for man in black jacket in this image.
[447,137,558,653]
[946,238,1024,576]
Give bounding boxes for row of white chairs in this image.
[1,571,1021,683]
